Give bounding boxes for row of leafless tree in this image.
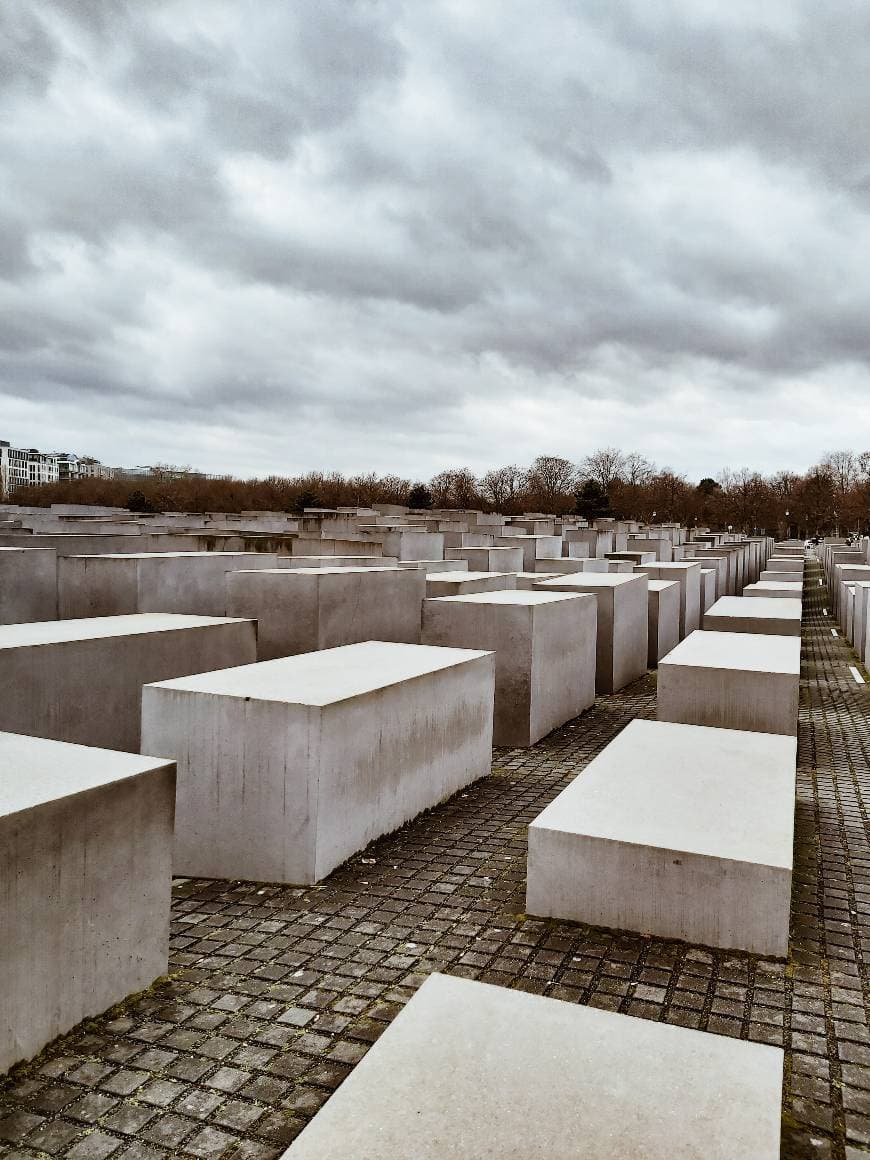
[9,450,870,534]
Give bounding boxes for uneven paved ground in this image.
[1,557,869,1159]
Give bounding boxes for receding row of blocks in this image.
[1,640,498,1073]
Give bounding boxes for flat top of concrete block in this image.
[0,730,173,820]
[287,556,387,562]
[747,582,803,592]
[532,719,795,868]
[516,571,557,580]
[636,561,701,572]
[146,640,492,707]
[0,546,55,553]
[536,572,646,590]
[707,597,803,620]
[426,571,515,582]
[230,567,400,577]
[285,971,782,1160]
[0,613,252,650]
[425,590,592,607]
[64,551,275,560]
[660,629,801,674]
[647,579,680,592]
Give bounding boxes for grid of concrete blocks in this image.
[0,496,845,1155]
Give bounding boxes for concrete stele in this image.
[0,547,57,624]
[421,589,596,746]
[647,579,681,667]
[283,972,782,1160]
[658,630,801,736]
[57,551,280,618]
[141,641,495,884]
[703,596,803,637]
[743,582,804,600]
[425,571,517,597]
[0,731,175,1071]
[0,613,257,751]
[535,573,648,693]
[225,567,425,660]
[526,719,795,956]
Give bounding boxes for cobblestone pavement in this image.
[2,557,869,1159]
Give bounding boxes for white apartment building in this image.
[0,441,59,497]
[0,441,113,497]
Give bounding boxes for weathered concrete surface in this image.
[647,578,681,667]
[527,719,795,956]
[425,571,517,597]
[703,596,802,637]
[284,972,782,1159]
[226,567,425,660]
[58,552,280,618]
[0,731,174,1072]
[0,614,257,751]
[141,641,495,884]
[0,547,57,624]
[535,573,648,693]
[633,562,702,638]
[658,630,801,736]
[421,590,596,746]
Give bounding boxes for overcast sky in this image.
[2,1,869,482]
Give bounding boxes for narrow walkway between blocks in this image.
[1,556,869,1159]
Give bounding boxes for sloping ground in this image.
[1,557,867,1159]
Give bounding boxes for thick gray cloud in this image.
[1,0,869,480]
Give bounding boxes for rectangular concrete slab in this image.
[425,571,517,597]
[647,579,680,667]
[225,567,424,660]
[0,731,175,1071]
[141,641,495,884]
[57,551,281,618]
[0,547,57,624]
[535,573,648,693]
[444,546,525,572]
[280,555,398,568]
[633,562,702,637]
[703,596,803,637]
[744,582,804,600]
[0,614,257,751]
[527,719,795,956]
[421,590,596,745]
[658,630,801,736]
[283,971,782,1160]
[514,571,558,589]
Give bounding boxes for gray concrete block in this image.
[0,614,257,751]
[226,567,424,660]
[282,971,782,1159]
[0,547,57,623]
[703,596,802,637]
[527,719,795,956]
[141,641,494,884]
[421,590,596,746]
[0,731,174,1071]
[535,573,648,693]
[658,630,801,736]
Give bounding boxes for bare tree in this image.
[429,467,480,509]
[525,455,578,513]
[623,452,656,487]
[819,450,858,496]
[580,447,626,491]
[478,464,525,509]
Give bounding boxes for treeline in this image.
[10,449,870,535]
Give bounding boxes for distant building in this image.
[0,440,60,497]
[1,440,113,497]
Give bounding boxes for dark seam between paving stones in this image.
[1,557,868,1158]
